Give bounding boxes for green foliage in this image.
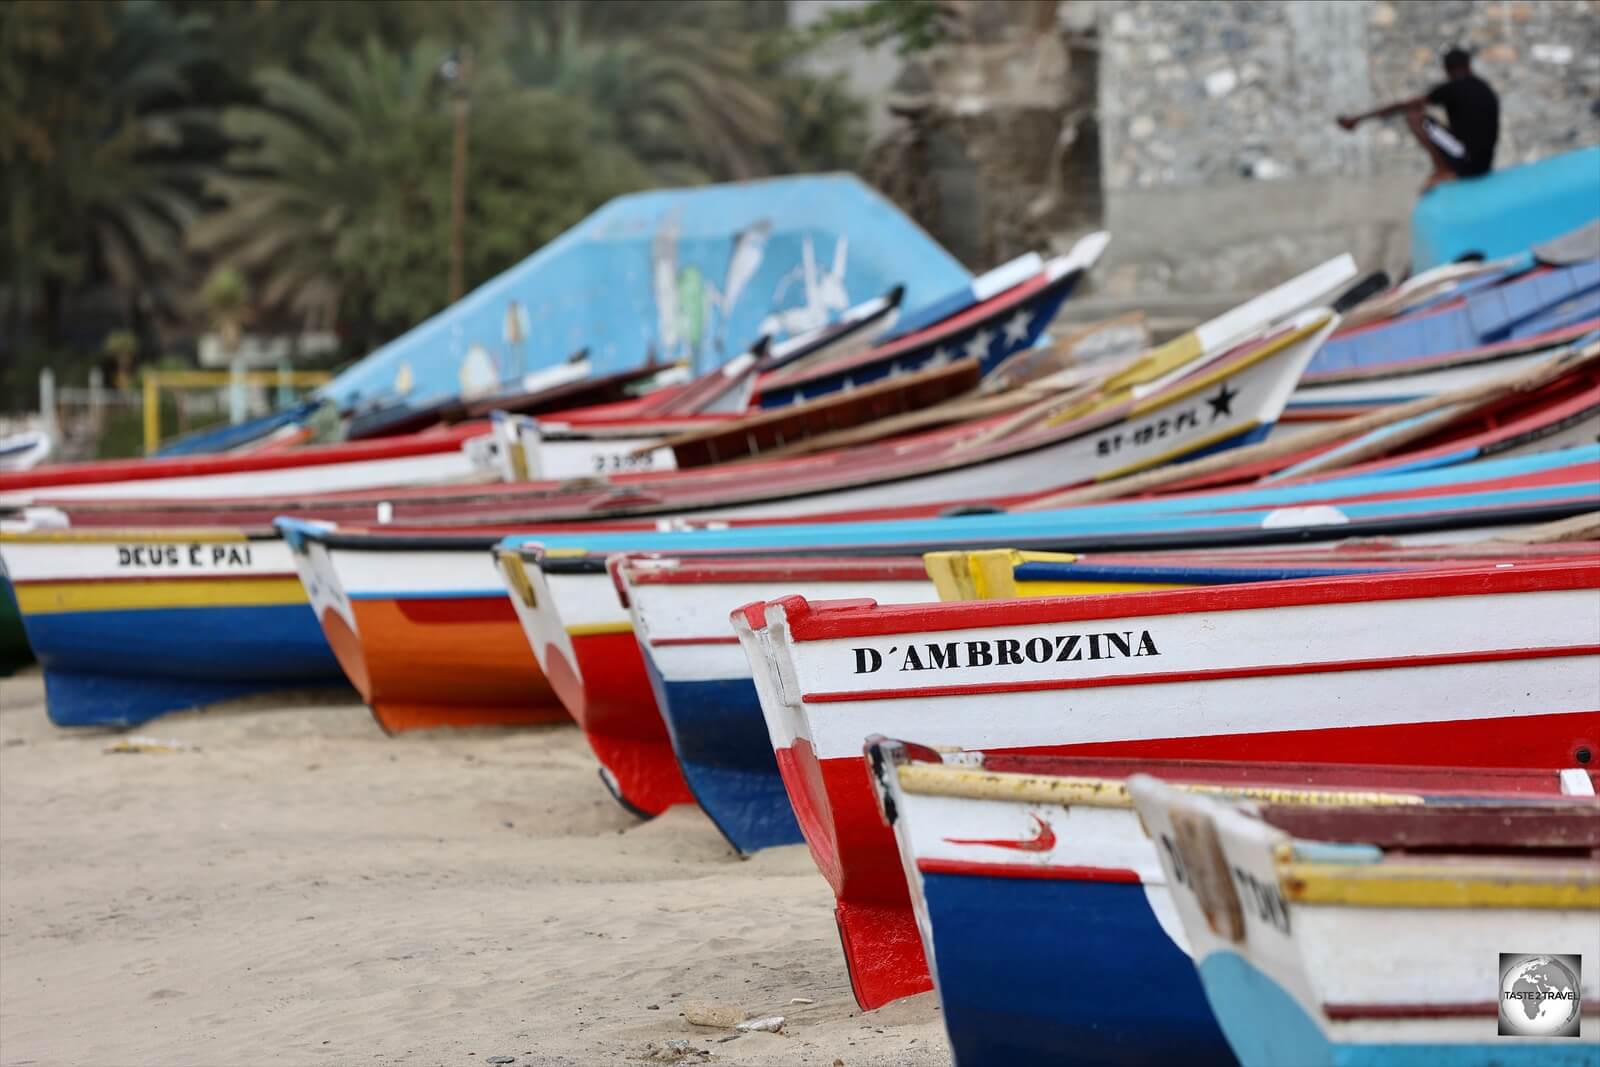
[797,0,954,56]
[2,0,870,397]
[1,0,218,312]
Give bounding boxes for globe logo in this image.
[1499,953,1582,1038]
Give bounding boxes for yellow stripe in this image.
[566,621,633,637]
[896,763,1424,810]
[542,547,589,560]
[16,577,306,614]
[1128,314,1330,415]
[1282,863,1600,909]
[1013,579,1188,596]
[1096,420,1263,482]
[1,528,251,544]
[1103,331,1205,392]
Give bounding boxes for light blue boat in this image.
[1412,145,1600,270]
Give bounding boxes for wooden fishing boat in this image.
[754,235,1110,409]
[733,559,1600,1009]
[870,738,1597,1066]
[1130,775,1600,1066]
[606,532,1600,849]
[0,430,52,472]
[22,308,1338,531]
[13,443,1597,729]
[281,522,568,734]
[0,526,346,725]
[478,451,1599,818]
[1290,320,1600,419]
[12,256,1354,530]
[1308,258,1599,377]
[614,556,937,850]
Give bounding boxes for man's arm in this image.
[1337,96,1426,130]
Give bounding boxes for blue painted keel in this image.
[23,605,345,728]
[641,651,802,854]
[920,870,1237,1067]
[1197,952,1591,1067]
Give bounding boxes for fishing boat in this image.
[621,534,1600,851]
[1130,775,1600,1066]
[753,234,1110,409]
[281,522,567,733]
[1287,253,1600,417]
[1411,144,1600,269]
[0,526,346,725]
[733,558,1600,1008]
[480,450,1599,815]
[11,254,1355,531]
[869,738,1598,1066]
[16,438,1598,729]
[615,555,937,850]
[0,430,52,472]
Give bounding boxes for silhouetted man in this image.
[1338,48,1500,192]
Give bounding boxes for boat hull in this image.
[284,533,567,733]
[0,574,31,676]
[1,532,346,726]
[737,563,1600,1009]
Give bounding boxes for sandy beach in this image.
[0,671,946,1067]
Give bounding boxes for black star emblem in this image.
[1206,382,1238,421]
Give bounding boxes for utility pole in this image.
[446,47,473,304]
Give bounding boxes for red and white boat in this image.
[732,559,1600,1009]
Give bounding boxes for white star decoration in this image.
[925,346,955,369]
[1002,309,1033,344]
[963,328,996,362]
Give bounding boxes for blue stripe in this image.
[1012,562,1400,585]
[487,445,1599,556]
[641,651,801,854]
[920,870,1236,1066]
[21,605,345,727]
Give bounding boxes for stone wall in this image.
[801,0,1600,304]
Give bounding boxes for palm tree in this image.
[502,2,783,183]
[193,38,652,344]
[1,0,218,341]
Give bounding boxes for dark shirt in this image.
[1427,74,1499,174]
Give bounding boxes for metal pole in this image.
[449,47,473,304]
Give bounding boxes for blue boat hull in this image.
[1412,145,1600,270]
[920,868,1236,1066]
[24,605,345,727]
[1198,952,1592,1067]
[641,651,802,853]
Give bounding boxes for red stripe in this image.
[649,636,741,647]
[393,597,518,625]
[803,645,1600,703]
[0,422,484,490]
[916,858,1141,884]
[776,560,1600,640]
[1322,1001,1498,1021]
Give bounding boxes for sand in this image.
[0,671,947,1067]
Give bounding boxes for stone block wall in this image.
[798,0,1600,302]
